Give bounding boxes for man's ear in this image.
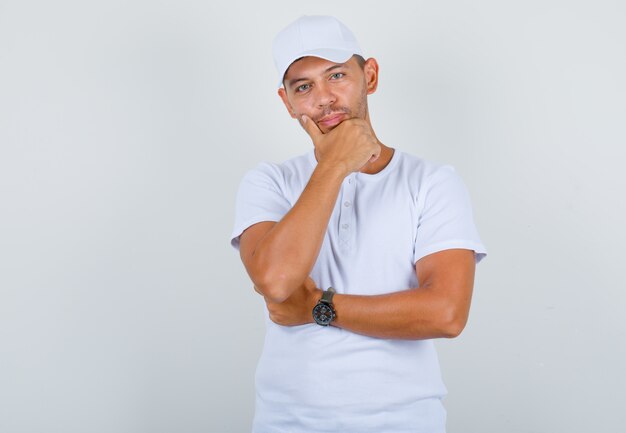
[278,88,297,119]
[364,58,379,95]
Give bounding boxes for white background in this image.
[1,1,625,432]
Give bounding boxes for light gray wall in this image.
[1,1,624,432]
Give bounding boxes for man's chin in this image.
[318,123,338,134]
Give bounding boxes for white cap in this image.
[272,15,363,88]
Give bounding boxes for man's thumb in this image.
[300,115,323,141]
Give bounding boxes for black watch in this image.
[312,287,336,326]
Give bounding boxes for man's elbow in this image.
[252,272,298,303]
[438,306,469,338]
[441,320,466,339]
[255,284,289,304]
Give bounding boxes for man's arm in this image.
[239,116,381,303]
[264,248,476,340]
[238,163,343,304]
[332,248,476,339]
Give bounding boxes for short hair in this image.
[353,54,366,68]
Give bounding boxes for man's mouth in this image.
[317,113,346,129]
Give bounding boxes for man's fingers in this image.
[369,144,382,163]
[300,115,323,141]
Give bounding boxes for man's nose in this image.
[315,82,336,108]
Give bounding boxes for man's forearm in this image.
[247,162,345,302]
[265,250,476,340]
[331,250,475,340]
[242,117,383,303]
[331,288,468,340]
[266,282,471,340]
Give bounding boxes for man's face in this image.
[278,55,378,134]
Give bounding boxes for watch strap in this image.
[321,287,336,304]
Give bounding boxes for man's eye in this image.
[296,84,310,92]
[330,73,345,80]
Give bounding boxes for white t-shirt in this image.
[231,149,487,433]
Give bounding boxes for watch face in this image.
[313,302,335,326]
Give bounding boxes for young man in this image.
[231,15,487,433]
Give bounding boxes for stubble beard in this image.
[314,84,369,131]
[318,99,367,121]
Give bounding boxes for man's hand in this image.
[256,277,322,326]
[300,115,381,175]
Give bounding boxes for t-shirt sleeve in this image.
[230,163,292,250]
[413,165,487,264]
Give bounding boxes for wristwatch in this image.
[312,287,336,326]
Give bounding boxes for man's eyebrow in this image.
[287,77,308,88]
[324,63,346,73]
[287,63,347,88]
